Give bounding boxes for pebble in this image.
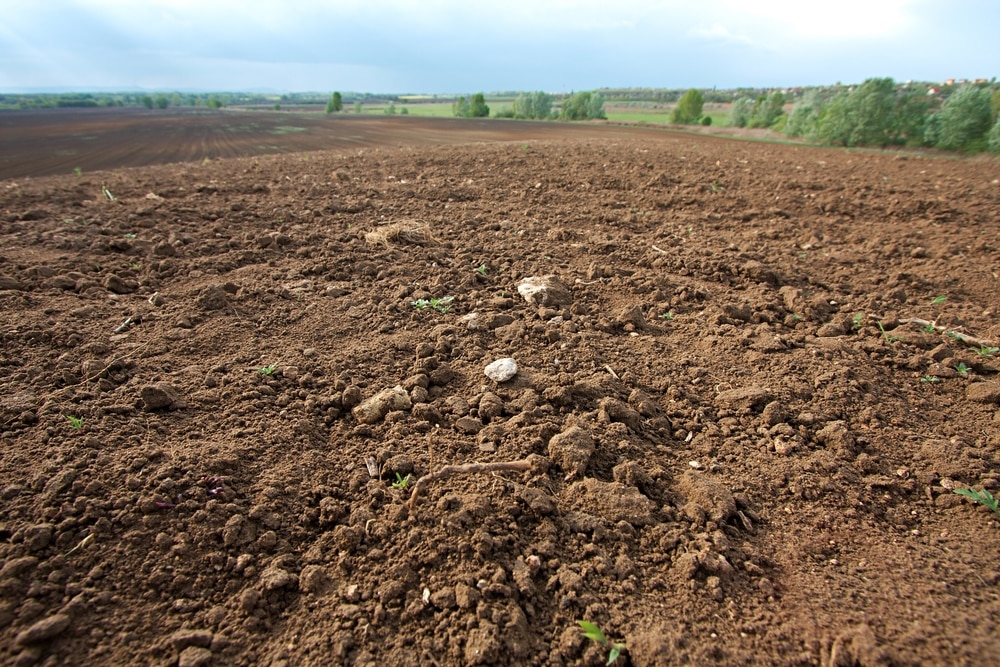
[484,358,518,382]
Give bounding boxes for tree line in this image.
[725,78,1000,153]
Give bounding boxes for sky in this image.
[1,0,997,94]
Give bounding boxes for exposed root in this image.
[408,458,535,510]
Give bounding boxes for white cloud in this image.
[688,23,774,51]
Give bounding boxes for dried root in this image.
[408,457,540,510]
[364,220,436,246]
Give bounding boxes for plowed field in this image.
[1,113,1000,666]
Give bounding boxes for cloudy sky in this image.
[1,0,996,93]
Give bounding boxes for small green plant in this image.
[877,321,900,342]
[851,313,864,330]
[578,621,625,665]
[708,181,724,193]
[392,473,412,490]
[123,233,137,239]
[953,487,1000,519]
[955,362,971,377]
[130,261,141,270]
[790,313,804,322]
[73,167,83,176]
[66,415,83,429]
[920,375,941,383]
[101,184,116,201]
[410,296,454,313]
[257,362,279,375]
[931,295,947,306]
[475,264,488,276]
[922,323,937,333]
[973,345,999,358]
[659,312,675,320]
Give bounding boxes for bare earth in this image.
[1,118,1000,667]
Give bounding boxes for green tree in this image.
[814,78,899,147]
[929,85,993,152]
[326,92,343,113]
[513,91,553,119]
[385,103,397,115]
[154,94,169,109]
[729,97,753,128]
[747,91,785,129]
[452,96,471,117]
[353,100,363,114]
[670,89,704,124]
[469,93,490,118]
[140,95,154,110]
[560,91,606,120]
[783,90,822,139]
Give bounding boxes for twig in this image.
[651,245,668,254]
[408,458,534,510]
[898,318,996,347]
[604,364,620,380]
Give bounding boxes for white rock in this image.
[484,358,518,382]
[516,275,572,307]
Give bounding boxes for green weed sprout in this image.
[920,375,940,383]
[955,362,971,377]
[475,264,488,276]
[953,488,1000,519]
[257,362,279,376]
[931,295,947,306]
[73,167,83,176]
[851,313,864,331]
[392,473,412,490]
[659,312,675,320]
[410,296,454,313]
[66,415,83,429]
[877,321,900,342]
[973,345,999,358]
[577,620,625,665]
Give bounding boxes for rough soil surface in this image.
[1,131,1000,666]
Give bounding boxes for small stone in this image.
[352,386,411,424]
[178,646,213,667]
[484,358,518,382]
[454,416,484,434]
[516,276,572,307]
[139,383,186,411]
[15,613,71,645]
[171,629,213,651]
[103,274,133,294]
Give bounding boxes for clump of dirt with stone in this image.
[1,135,999,666]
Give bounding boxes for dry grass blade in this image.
[364,220,437,246]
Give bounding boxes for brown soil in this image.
[1,128,1000,667]
[0,108,698,181]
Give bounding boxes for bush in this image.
[670,89,703,124]
[929,86,993,152]
[560,91,606,120]
[701,115,712,126]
